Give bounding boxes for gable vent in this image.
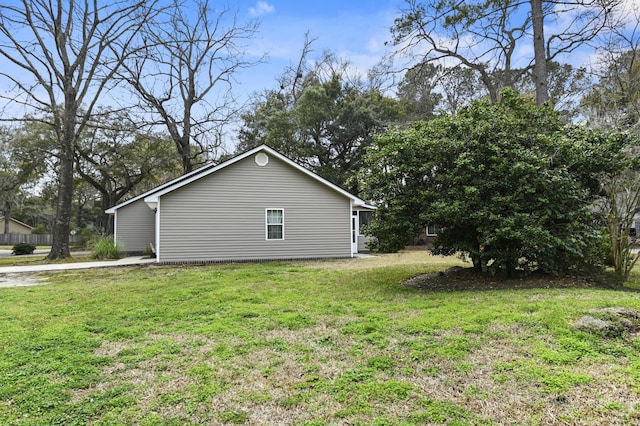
[255,152,269,166]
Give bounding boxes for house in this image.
[0,217,33,234]
[106,145,375,263]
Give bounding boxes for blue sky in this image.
[231,0,404,98]
[2,0,638,143]
[228,0,640,103]
[0,0,404,131]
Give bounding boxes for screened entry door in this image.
[351,211,358,255]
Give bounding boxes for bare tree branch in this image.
[118,0,264,173]
[391,0,619,105]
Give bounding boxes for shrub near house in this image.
[362,90,624,276]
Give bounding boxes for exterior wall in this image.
[0,218,33,234]
[115,199,155,253]
[157,154,352,262]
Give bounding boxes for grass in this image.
[0,254,94,267]
[1,251,640,425]
[0,246,92,266]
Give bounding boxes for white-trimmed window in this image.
[266,209,284,240]
[426,225,441,236]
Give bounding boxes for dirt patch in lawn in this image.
[0,273,49,288]
[303,250,466,271]
[402,266,629,292]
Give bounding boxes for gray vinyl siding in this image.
[116,199,155,253]
[157,154,351,262]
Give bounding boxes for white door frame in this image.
[351,210,359,255]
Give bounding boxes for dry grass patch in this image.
[302,248,466,272]
[401,322,639,425]
[71,318,640,425]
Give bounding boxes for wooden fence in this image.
[0,233,81,246]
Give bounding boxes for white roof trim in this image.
[105,154,223,214]
[142,145,369,206]
[356,203,377,210]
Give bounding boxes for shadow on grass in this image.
[402,267,640,293]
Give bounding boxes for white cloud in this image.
[249,1,275,17]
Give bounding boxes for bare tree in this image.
[120,0,263,173]
[392,0,619,105]
[276,32,318,104]
[0,0,156,258]
[581,6,640,133]
[530,0,548,104]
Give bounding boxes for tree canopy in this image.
[238,52,402,194]
[391,0,618,105]
[0,125,48,233]
[582,48,640,133]
[75,112,180,233]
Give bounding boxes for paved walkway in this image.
[0,256,156,274]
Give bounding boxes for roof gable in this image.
[145,145,366,205]
[106,145,368,213]
[0,217,33,229]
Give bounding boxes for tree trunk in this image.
[102,195,115,235]
[180,137,192,173]
[530,0,549,105]
[48,120,75,259]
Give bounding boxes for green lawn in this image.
[0,254,94,267]
[1,252,640,425]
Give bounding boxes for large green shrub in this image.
[361,89,624,276]
[88,236,122,260]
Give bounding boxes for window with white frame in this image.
[426,225,441,236]
[266,209,284,240]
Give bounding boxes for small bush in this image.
[74,226,99,249]
[89,236,122,260]
[30,224,48,234]
[12,243,36,255]
[142,243,155,257]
